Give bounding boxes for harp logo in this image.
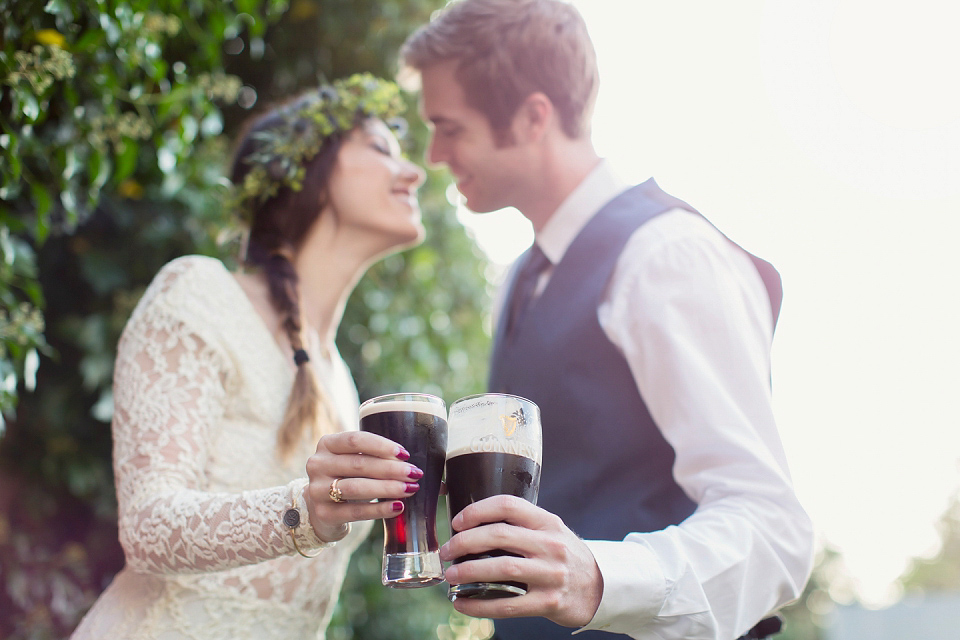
[500,408,525,437]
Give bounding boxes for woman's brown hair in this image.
[229,94,346,458]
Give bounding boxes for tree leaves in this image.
[2,1,492,638]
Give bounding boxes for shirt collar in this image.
[536,159,631,265]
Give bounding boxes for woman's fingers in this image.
[308,451,422,483]
[305,477,409,541]
[308,431,420,484]
[325,477,420,503]
[303,431,424,539]
[320,430,409,460]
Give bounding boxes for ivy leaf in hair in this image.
[227,73,407,222]
[387,116,408,139]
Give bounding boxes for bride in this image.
[71,74,429,640]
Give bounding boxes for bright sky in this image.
[455,0,960,605]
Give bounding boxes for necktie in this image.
[506,243,551,336]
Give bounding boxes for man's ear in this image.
[512,92,554,143]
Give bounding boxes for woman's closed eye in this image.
[371,142,392,156]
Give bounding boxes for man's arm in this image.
[579,211,814,638]
[441,212,813,639]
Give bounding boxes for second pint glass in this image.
[445,393,542,600]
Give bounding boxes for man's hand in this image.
[439,495,603,628]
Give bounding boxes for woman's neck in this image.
[293,215,379,349]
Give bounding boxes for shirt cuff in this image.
[285,478,336,554]
[575,539,666,635]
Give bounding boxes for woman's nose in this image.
[404,160,426,190]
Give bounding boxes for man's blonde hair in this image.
[401,0,599,140]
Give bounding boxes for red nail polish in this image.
[396,447,410,461]
[408,467,423,479]
[405,483,419,494]
[392,501,404,512]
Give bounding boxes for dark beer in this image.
[445,450,541,598]
[446,451,540,513]
[445,393,542,600]
[360,396,447,587]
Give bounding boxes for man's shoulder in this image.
[624,207,721,253]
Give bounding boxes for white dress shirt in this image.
[501,161,814,640]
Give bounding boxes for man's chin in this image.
[455,183,505,214]
[460,195,500,215]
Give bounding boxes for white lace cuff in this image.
[284,478,336,557]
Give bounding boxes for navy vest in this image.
[488,179,781,640]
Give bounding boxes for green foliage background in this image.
[17,1,958,638]
[900,494,960,594]
[0,1,495,638]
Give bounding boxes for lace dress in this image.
[70,255,372,640]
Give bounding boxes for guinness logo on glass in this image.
[500,408,525,437]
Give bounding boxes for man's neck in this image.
[520,139,602,233]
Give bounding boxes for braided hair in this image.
[230,94,346,458]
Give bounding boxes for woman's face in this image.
[325,119,427,251]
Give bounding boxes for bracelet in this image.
[283,491,331,558]
[283,506,324,559]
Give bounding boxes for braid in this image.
[261,249,337,458]
[231,89,351,459]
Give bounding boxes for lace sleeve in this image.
[111,268,319,575]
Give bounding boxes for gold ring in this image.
[328,478,345,503]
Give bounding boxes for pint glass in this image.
[445,393,542,600]
[359,393,447,588]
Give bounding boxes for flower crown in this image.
[230,73,407,215]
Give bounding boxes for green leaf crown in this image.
[230,73,407,217]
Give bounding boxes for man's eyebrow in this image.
[426,115,456,127]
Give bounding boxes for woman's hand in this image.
[304,431,422,542]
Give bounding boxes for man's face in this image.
[419,61,529,213]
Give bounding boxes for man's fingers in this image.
[440,521,548,564]
[450,495,558,532]
[442,542,601,628]
[437,496,604,629]
[451,591,539,620]
[444,552,542,586]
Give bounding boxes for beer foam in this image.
[359,399,447,420]
[446,439,541,464]
[447,446,476,459]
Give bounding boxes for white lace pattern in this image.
[71,256,371,640]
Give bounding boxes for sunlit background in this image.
[455,0,960,606]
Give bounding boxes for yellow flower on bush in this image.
[35,29,66,48]
[118,180,144,200]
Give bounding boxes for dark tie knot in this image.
[506,243,551,336]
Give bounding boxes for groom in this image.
[401,1,814,638]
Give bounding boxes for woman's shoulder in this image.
[129,255,236,328]
[151,254,231,292]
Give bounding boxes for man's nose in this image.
[426,136,447,168]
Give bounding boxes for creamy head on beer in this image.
[446,441,540,464]
[359,398,447,420]
[446,395,541,465]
